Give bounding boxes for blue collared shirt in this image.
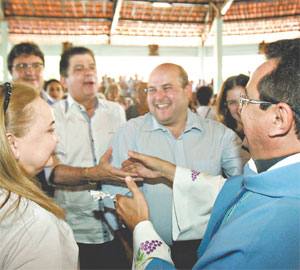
[104,110,248,244]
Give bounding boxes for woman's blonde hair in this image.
[0,82,64,219]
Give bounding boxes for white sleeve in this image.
[172,167,226,241]
[133,220,174,270]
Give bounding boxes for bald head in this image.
[150,63,189,89]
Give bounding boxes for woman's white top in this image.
[0,188,79,270]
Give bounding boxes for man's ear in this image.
[185,82,193,100]
[6,133,20,160]
[268,103,294,137]
[60,76,67,89]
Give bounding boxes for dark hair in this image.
[217,74,249,131]
[7,42,44,74]
[44,79,62,90]
[196,85,213,106]
[259,38,300,139]
[59,46,95,77]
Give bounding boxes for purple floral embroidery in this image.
[191,170,201,181]
[135,240,162,268]
[140,240,162,254]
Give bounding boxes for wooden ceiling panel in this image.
[2,0,300,43]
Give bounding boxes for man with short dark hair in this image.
[7,42,53,104]
[51,46,131,269]
[7,42,55,196]
[116,38,300,269]
[195,85,216,120]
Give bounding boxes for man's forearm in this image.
[161,162,176,182]
[51,164,93,185]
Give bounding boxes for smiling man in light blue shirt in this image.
[104,63,249,268]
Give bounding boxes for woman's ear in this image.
[268,103,294,137]
[6,133,20,160]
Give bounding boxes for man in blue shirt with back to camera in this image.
[116,38,300,270]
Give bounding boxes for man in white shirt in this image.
[50,46,132,269]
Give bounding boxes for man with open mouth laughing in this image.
[49,46,131,270]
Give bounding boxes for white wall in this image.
[1,43,265,90]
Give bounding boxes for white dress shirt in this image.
[53,95,126,243]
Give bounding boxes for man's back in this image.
[196,156,300,269]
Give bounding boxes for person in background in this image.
[50,46,133,270]
[195,85,217,120]
[126,81,149,120]
[7,42,54,196]
[216,74,249,139]
[7,42,53,105]
[44,79,65,102]
[0,82,78,270]
[116,37,300,270]
[104,63,248,269]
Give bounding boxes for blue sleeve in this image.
[146,258,176,270]
[197,175,243,257]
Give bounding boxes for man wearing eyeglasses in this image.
[7,42,55,197]
[104,63,249,268]
[7,42,53,105]
[116,38,300,269]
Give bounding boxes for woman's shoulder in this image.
[0,189,71,236]
[0,189,78,269]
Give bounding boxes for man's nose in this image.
[24,66,35,75]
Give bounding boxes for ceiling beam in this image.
[111,0,123,35]
[221,0,234,16]
[5,15,110,21]
[132,0,211,5]
[200,3,213,44]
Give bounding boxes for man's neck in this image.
[254,154,293,173]
[76,96,97,117]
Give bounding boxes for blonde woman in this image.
[0,83,78,269]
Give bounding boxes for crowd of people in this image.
[0,37,299,270]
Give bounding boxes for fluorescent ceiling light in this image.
[152,2,172,8]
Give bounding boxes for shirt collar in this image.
[65,94,101,115]
[146,109,203,133]
[248,153,300,173]
[244,153,300,197]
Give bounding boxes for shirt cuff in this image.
[133,220,173,270]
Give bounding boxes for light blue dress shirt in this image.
[104,110,248,244]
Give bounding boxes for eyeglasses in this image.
[239,95,275,110]
[13,62,44,72]
[3,82,12,113]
